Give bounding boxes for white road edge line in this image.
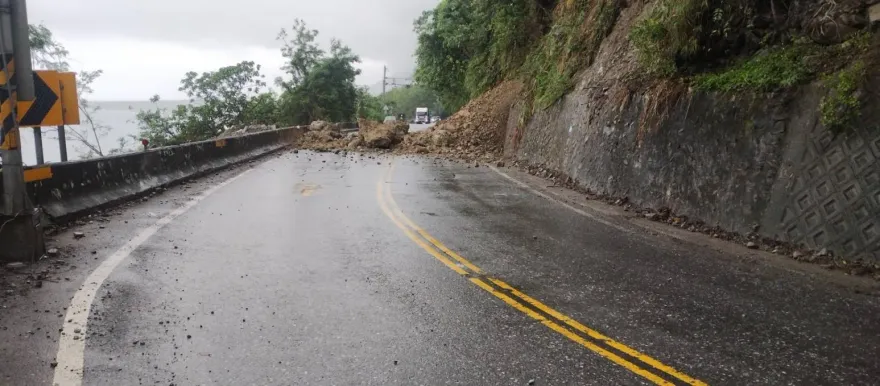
[52,169,253,386]
[488,165,627,232]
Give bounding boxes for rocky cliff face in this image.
[506,1,880,262]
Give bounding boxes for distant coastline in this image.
[18,100,192,166]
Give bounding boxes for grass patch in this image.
[692,45,809,92]
[629,0,708,76]
[533,64,571,109]
[820,60,867,133]
[692,31,873,93]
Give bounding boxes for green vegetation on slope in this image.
[820,60,868,133]
[414,0,620,113]
[630,0,874,93]
[691,45,811,92]
[523,0,619,109]
[414,0,877,134]
[692,31,872,93]
[414,0,543,112]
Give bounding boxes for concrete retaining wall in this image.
[0,126,303,221]
[512,79,880,262]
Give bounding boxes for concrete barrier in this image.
[0,126,303,222]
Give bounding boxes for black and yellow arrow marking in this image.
[18,71,62,127]
[0,54,14,85]
[0,54,17,150]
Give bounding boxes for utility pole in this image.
[0,0,45,263]
[382,65,387,95]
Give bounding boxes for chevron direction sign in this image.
[0,66,80,148]
[18,70,63,127]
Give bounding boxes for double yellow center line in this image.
[377,164,707,386]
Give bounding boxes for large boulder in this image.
[347,135,364,149]
[358,119,408,149]
[309,120,330,131]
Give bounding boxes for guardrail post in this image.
[57,125,66,161]
[32,126,42,164]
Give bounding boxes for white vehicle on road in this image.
[415,107,429,124]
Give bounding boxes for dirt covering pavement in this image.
[295,81,523,162]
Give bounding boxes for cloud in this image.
[28,0,438,100]
[55,35,391,101]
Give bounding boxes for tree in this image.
[356,87,384,121]
[29,24,69,71]
[380,85,444,119]
[413,0,543,112]
[413,7,470,112]
[137,61,271,145]
[27,24,122,159]
[244,93,280,125]
[69,69,113,157]
[275,22,362,125]
[276,19,323,89]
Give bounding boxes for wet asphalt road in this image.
[409,123,435,132]
[1,150,880,385]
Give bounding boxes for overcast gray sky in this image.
[27,0,438,100]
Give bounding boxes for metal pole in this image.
[382,65,386,95]
[0,0,27,215]
[0,0,44,263]
[9,0,29,99]
[31,126,42,163]
[57,124,66,161]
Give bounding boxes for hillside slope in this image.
[414,0,880,265]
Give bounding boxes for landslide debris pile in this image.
[295,81,523,161]
[296,120,346,151]
[400,81,522,160]
[296,119,410,151]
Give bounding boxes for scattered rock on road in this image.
[293,81,521,162]
[73,232,85,239]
